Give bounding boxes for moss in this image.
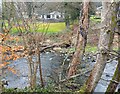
[79,84,87,94]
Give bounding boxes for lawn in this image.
[11,22,66,34]
[38,22,66,33]
[90,15,101,23]
[85,45,98,53]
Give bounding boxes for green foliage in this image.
[63,2,80,24]
[90,15,101,23]
[79,84,87,93]
[3,87,52,93]
[3,86,75,94]
[85,45,97,53]
[3,88,16,92]
[69,47,76,53]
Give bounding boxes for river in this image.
[1,52,119,92]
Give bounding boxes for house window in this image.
[47,15,50,18]
[42,15,44,18]
[56,15,59,19]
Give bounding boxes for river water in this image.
[2,52,119,92]
[3,52,66,89]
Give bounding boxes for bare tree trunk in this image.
[106,2,120,92]
[28,49,39,89]
[32,56,38,89]
[38,48,44,87]
[0,50,2,93]
[0,22,2,94]
[0,1,3,92]
[81,1,116,92]
[28,56,34,89]
[68,0,89,77]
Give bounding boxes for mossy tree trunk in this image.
[80,1,116,93]
[106,2,120,92]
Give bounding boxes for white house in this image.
[39,11,64,20]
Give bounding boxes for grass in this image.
[39,22,66,32]
[65,45,98,54]
[85,45,118,53]
[90,15,101,23]
[85,45,98,53]
[11,22,66,34]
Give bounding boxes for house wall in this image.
[44,15,47,19]
[38,12,65,22]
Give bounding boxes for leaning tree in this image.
[68,0,90,77]
[80,1,117,92]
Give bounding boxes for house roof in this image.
[50,11,61,15]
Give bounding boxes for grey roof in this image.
[50,11,61,15]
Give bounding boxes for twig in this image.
[59,68,92,83]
